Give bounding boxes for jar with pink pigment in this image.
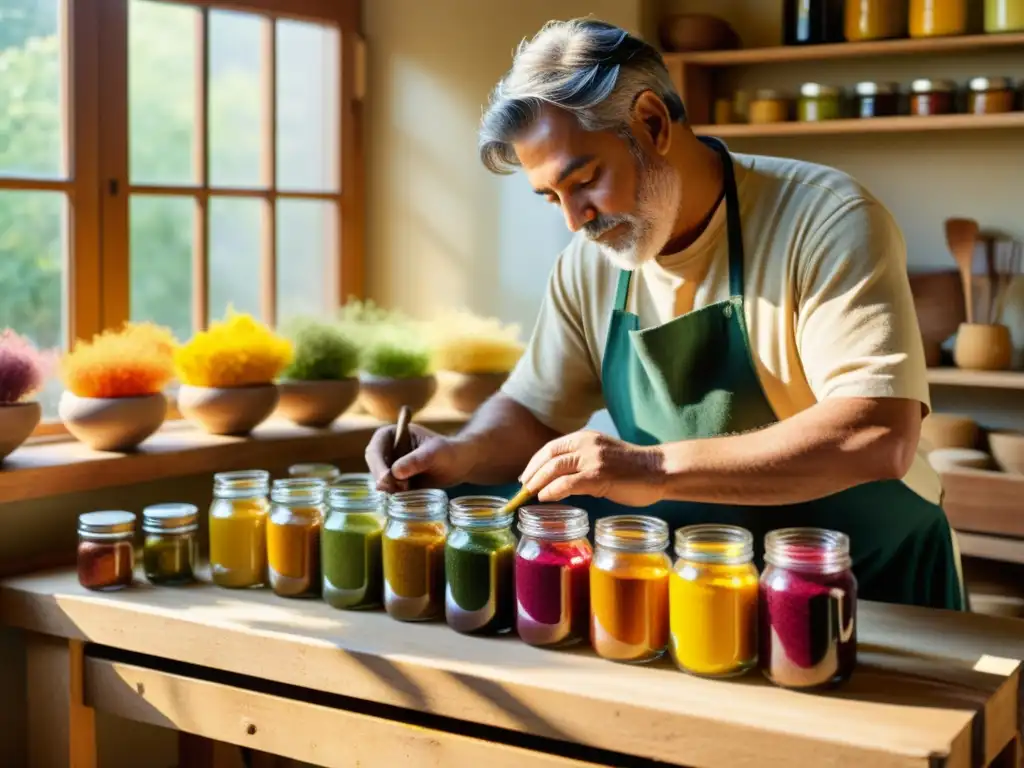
[514,505,593,648]
[759,527,857,690]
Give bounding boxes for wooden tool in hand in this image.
[500,485,533,518]
[392,405,413,463]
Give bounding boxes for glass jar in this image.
[798,83,842,121]
[267,478,325,598]
[288,463,341,483]
[845,0,909,40]
[748,90,790,125]
[445,496,516,635]
[760,528,857,690]
[783,0,844,45]
[209,470,270,589]
[910,79,957,116]
[142,503,198,585]
[78,511,136,591]
[590,515,670,664]
[986,0,1024,32]
[322,485,387,609]
[669,525,759,678]
[910,0,968,37]
[382,489,448,621]
[514,505,593,648]
[968,77,1017,114]
[853,81,902,118]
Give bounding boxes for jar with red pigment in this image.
[759,527,857,689]
[514,505,593,648]
[77,511,137,591]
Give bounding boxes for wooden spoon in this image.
[945,218,979,324]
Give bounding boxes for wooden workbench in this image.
[1,568,1022,768]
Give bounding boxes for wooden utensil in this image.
[392,404,413,462]
[944,218,979,323]
[500,485,533,518]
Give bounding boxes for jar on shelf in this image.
[322,485,387,609]
[986,0,1024,32]
[968,77,1017,114]
[267,478,325,598]
[209,469,270,589]
[78,511,136,591]
[798,83,843,121]
[445,495,516,635]
[910,79,958,116]
[142,503,198,585]
[515,505,593,648]
[910,0,968,37]
[382,489,448,621]
[669,524,759,678]
[853,81,902,118]
[288,463,341,483]
[748,90,791,125]
[714,98,735,125]
[760,527,857,689]
[783,0,845,45]
[590,515,670,664]
[845,0,909,41]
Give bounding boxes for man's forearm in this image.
[453,393,562,485]
[655,397,922,506]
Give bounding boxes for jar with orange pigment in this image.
[267,478,326,598]
[590,515,670,663]
[669,524,759,678]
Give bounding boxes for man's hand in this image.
[519,430,665,507]
[365,424,476,493]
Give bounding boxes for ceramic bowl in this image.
[276,378,360,428]
[954,323,1013,371]
[59,391,166,452]
[177,384,278,436]
[357,374,437,423]
[988,431,1024,475]
[442,371,508,415]
[0,401,42,461]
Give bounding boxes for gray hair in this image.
[479,19,686,175]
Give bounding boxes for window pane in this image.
[129,0,197,185]
[276,199,335,323]
[0,190,66,418]
[276,20,339,192]
[209,10,263,188]
[129,196,194,342]
[0,0,64,178]
[209,196,260,321]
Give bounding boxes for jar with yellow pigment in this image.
[382,489,449,621]
[267,478,325,598]
[209,470,270,588]
[669,524,759,678]
[590,515,670,663]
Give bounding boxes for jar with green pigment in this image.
[142,503,199,585]
[322,485,387,609]
[445,495,516,635]
[798,83,842,121]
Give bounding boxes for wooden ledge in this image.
[0,408,468,504]
[0,568,1021,767]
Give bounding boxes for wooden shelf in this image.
[663,32,1024,67]
[942,467,1024,538]
[694,112,1024,138]
[927,368,1024,390]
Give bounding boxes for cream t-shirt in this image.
[502,151,942,505]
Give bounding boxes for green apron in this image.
[453,137,965,611]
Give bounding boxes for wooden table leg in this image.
[25,635,97,768]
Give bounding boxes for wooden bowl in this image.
[357,374,437,423]
[658,14,740,52]
[59,391,166,452]
[276,379,359,428]
[954,323,1013,371]
[988,431,1024,475]
[919,414,978,453]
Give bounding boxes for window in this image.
[0,0,363,425]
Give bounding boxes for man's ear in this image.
[631,90,672,156]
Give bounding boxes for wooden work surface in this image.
[2,568,1023,768]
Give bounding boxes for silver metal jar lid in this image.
[969,76,1013,92]
[911,78,955,93]
[800,82,841,98]
[78,510,136,535]
[142,503,199,533]
[855,81,898,96]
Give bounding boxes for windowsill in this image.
[0,407,468,503]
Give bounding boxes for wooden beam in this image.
[259,16,277,327]
[193,7,210,332]
[26,637,96,768]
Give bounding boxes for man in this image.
[366,19,964,610]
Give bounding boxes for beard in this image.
[582,149,681,271]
